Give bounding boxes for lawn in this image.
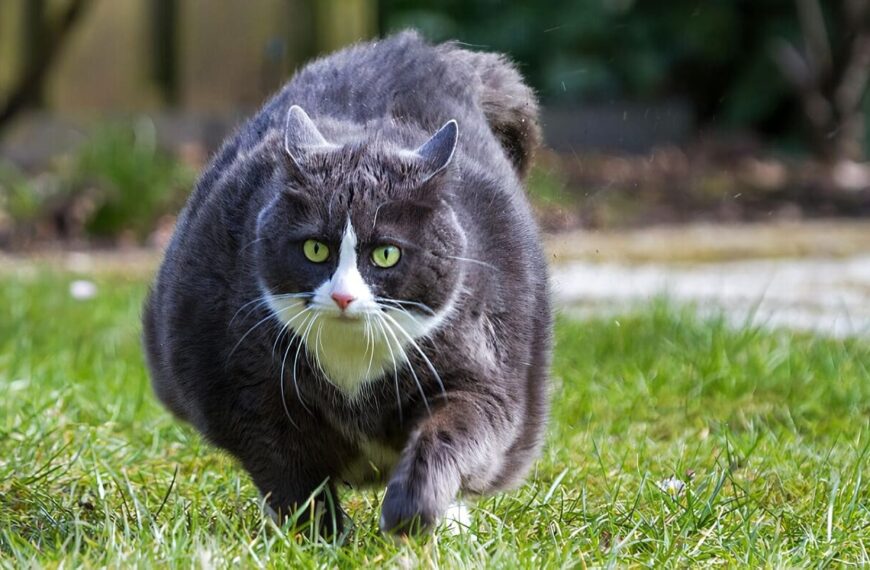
[0,268,868,567]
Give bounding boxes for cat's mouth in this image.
[330,311,364,322]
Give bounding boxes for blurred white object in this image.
[443,501,472,536]
[832,160,870,191]
[658,476,686,496]
[69,279,97,300]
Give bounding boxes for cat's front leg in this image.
[235,439,345,537]
[380,390,516,534]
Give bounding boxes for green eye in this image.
[303,239,330,263]
[372,245,401,268]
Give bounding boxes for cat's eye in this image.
[371,245,401,268]
[303,239,330,263]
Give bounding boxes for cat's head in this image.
[253,106,466,394]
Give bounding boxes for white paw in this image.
[442,501,471,536]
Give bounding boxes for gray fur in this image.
[143,31,551,536]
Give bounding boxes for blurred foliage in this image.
[69,120,193,238]
[0,119,194,244]
[381,0,856,141]
[0,162,44,223]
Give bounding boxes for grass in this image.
[0,268,868,568]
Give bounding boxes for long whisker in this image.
[294,313,324,398]
[364,314,376,380]
[271,308,313,358]
[284,312,314,416]
[381,310,447,400]
[310,315,329,381]
[315,317,326,362]
[230,292,312,328]
[239,236,267,253]
[447,255,498,271]
[376,312,430,415]
[372,314,403,425]
[374,297,436,316]
[278,308,312,429]
[229,297,271,328]
[226,302,303,367]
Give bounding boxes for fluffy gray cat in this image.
[143,30,551,536]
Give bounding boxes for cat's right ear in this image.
[283,105,336,167]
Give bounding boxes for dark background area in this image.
[1,0,868,246]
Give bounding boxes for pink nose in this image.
[331,292,355,311]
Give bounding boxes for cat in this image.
[143,30,552,536]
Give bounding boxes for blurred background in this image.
[0,0,868,332]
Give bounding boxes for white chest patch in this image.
[264,221,454,397]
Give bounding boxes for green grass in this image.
[1,269,868,568]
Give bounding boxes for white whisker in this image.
[271,307,313,357]
[372,314,403,425]
[447,255,498,271]
[226,301,304,366]
[297,313,336,395]
[278,308,312,428]
[376,312,430,415]
[374,297,436,316]
[381,310,447,400]
[364,314,376,380]
[311,315,330,381]
[284,312,314,416]
[229,296,271,328]
[231,292,313,328]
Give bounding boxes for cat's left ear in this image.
[283,105,336,166]
[416,120,458,181]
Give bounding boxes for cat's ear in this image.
[283,105,336,166]
[416,120,458,181]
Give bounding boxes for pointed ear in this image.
[283,105,335,165]
[416,120,458,180]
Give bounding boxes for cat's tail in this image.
[449,47,542,179]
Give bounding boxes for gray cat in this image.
[143,31,551,535]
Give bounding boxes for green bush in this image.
[0,119,194,244]
[0,163,41,224]
[68,119,194,240]
[381,0,850,144]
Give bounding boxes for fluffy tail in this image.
[451,48,542,179]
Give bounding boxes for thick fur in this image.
[143,31,551,535]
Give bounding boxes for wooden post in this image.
[286,0,318,72]
[0,0,92,131]
[22,0,47,108]
[151,0,180,106]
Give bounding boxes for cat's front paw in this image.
[379,478,442,535]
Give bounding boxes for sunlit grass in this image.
[0,269,867,567]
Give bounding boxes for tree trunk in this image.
[0,0,92,134]
[151,0,180,107]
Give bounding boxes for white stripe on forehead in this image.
[329,221,372,303]
[339,222,357,265]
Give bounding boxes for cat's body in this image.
[143,31,551,534]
